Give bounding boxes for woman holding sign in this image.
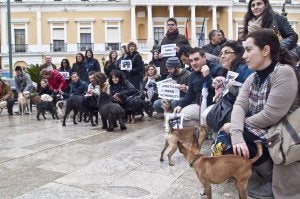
[123,42,144,90]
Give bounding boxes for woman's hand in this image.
[173,106,182,114]
[221,123,231,133]
[233,142,249,159]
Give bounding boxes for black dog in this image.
[36,101,59,121]
[98,92,127,131]
[121,95,154,123]
[62,95,98,127]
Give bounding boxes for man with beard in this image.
[159,17,190,80]
[153,56,191,119]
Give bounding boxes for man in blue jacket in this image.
[173,47,216,127]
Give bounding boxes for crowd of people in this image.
[1,0,300,198]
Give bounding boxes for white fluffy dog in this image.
[18,91,31,115]
[0,101,7,114]
[40,94,53,102]
[56,100,67,120]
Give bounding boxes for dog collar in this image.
[189,156,201,167]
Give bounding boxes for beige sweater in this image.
[230,64,299,145]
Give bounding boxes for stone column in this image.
[169,5,174,18]
[227,6,233,39]
[36,10,42,51]
[131,5,137,42]
[1,9,7,53]
[190,5,197,47]
[147,5,154,48]
[212,5,217,30]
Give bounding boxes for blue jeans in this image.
[152,99,179,113]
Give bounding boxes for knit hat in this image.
[166,57,180,68]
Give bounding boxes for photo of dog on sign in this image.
[164,113,184,132]
[120,60,132,71]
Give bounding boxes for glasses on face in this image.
[219,50,236,57]
[251,1,264,8]
[167,23,176,27]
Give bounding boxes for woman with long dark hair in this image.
[71,53,89,83]
[243,0,298,55]
[84,49,101,72]
[104,50,119,77]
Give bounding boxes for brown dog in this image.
[160,118,208,166]
[177,140,262,199]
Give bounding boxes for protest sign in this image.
[59,72,70,79]
[158,83,180,100]
[120,60,132,70]
[161,44,176,57]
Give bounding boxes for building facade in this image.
[0,0,299,69]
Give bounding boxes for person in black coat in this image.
[71,53,89,83]
[84,49,101,72]
[104,50,119,77]
[60,72,88,99]
[243,0,298,53]
[39,79,53,96]
[122,42,144,90]
[159,17,190,80]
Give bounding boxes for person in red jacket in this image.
[40,69,68,93]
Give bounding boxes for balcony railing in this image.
[77,43,94,52]
[12,44,28,53]
[105,42,121,51]
[50,43,67,52]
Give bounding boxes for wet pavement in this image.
[0,105,254,199]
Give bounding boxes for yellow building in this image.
[0,0,299,69]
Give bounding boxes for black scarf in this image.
[166,29,179,39]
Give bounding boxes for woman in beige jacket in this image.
[229,29,300,199]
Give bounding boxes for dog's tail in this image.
[250,140,263,164]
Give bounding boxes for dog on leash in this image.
[56,100,67,121]
[62,95,98,127]
[18,91,31,115]
[119,95,154,124]
[36,101,59,121]
[98,92,127,131]
[0,101,7,114]
[160,118,208,166]
[177,140,262,199]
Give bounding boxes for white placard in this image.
[156,77,172,87]
[165,113,184,130]
[158,83,180,100]
[120,60,132,70]
[226,71,239,81]
[59,72,70,79]
[161,44,176,57]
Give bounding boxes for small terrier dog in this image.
[18,91,31,115]
[160,118,207,166]
[211,76,226,103]
[177,140,262,199]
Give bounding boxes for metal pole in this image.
[7,0,13,77]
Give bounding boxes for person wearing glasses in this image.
[243,0,299,60]
[159,17,190,80]
[219,40,253,84]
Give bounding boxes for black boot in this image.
[248,159,274,199]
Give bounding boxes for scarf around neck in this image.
[248,16,262,33]
[166,29,179,39]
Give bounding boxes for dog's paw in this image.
[168,161,175,166]
[62,123,66,126]
[102,126,107,129]
[106,128,113,132]
[120,126,127,130]
[160,157,164,162]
